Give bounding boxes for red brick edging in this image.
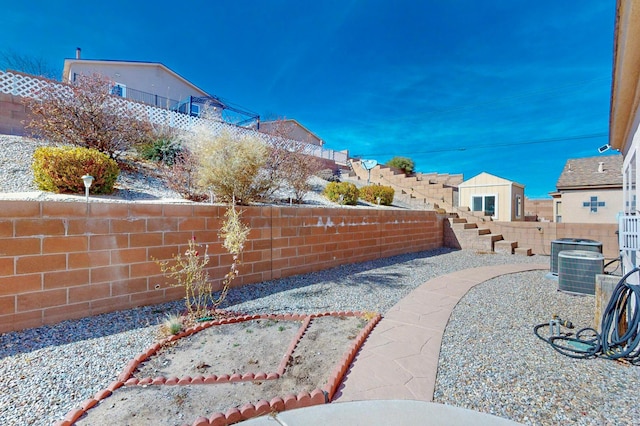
[54,310,381,426]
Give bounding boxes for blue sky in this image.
[2,1,615,198]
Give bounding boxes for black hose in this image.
[534,267,640,364]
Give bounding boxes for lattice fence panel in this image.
[0,71,348,164]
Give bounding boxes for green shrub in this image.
[386,156,415,175]
[136,138,183,166]
[360,185,394,205]
[323,182,359,205]
[32,146,119,194]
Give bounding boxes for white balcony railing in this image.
[619,215,640,251]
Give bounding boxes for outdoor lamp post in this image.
[81,175,94,203]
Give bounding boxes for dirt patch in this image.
[75,314,373,425]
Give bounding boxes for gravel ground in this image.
[433,270,640,426]
[1,249,546,426]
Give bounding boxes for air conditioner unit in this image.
[550,238,602,275]
[557,250,604,295]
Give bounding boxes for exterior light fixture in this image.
[81,175,94,203]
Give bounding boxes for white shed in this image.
[458,172,525,222]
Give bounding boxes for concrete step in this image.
[515,247,533,256]
[494,240,518,254]
[453,223,477,230]
[476,228,492,235]
[450,218,467,224]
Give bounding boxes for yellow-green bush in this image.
[323,182,359,205]
[32,146,119,194]
[360,185,395,205]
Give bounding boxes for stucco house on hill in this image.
[550,155,623,223]
[259,119,324,147]
[62,49,258,126]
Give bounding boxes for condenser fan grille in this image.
[557,250,604,295]
[550,238,602,275]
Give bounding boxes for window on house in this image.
[583,196,605,213]
[471,195,496,217]
[556,201,562,223]
[111,83,126,98]
[190,104,201,116]
[515,195,522,218]
[472,197,483,212]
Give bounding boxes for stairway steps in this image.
[494,240,518,254]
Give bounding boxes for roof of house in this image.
[458,172,524,188]
[62,58,210,97]
[556,154,623,190]
[260,119,323,144]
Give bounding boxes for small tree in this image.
[24,73,152,160]
[259,118,323,203]
[160,148,208,201]
[386,156,415,175]
[0,49,59,79]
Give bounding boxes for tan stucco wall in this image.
[459,173,524,221]
[556,189,622,223]
[66,62,207,102]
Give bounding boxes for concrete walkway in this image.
[335,263,548,402]
[238,262,548,425]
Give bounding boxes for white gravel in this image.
[1,249,545,425]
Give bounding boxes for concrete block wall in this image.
[0,201,443,333]
[0,93,29,135]
[444,219,619,259]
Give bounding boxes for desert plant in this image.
[215,204,251,307]
[386,156,415,175]
[32,146,119,194]
[276,142,323,203]
[359,184,395,205]
[188,128,272,204]
[161,314,184,336]
[316,168,341,182]
[160,148,208,201]
[155,204,250,320]
[24,73,153,159]
[137,138,183,166]
[323,181,359,205]
[156,237,212,319]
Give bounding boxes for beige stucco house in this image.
[550,155,623,224]
[61,49,258,126]
[458,172,525,222]
[609,0,640,275]
[63,52,209,112]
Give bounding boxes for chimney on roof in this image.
[76,47,81,59]
[598,162,604,173]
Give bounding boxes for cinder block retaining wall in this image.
[0,93,29,136]
[444,220,619,258]
[0,201,443,333]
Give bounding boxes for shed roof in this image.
[556,155,623,190]
[458,172,524,188]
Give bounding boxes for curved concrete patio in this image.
[238,262,547,425]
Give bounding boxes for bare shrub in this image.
[24,73,152,160]
[187,126,272,205]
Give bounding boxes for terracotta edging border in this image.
[55,310,381,426]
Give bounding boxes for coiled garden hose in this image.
[534,267,640,364]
